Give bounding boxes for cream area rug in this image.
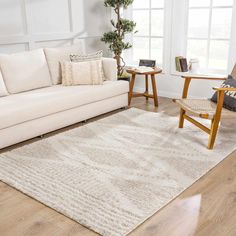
[0,108,236,236]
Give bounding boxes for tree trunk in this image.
[115,54,122,76]
[116,4,122,76]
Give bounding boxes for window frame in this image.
[123,0,166,68]
[186,0,234,73]
[170,0,236,75]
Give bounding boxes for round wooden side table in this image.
[126,68,162,107]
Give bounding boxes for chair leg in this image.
[208,118,220,150]
[179,108,185,128]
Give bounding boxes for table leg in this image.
[128,74,136,106]
[145,75,149,101]
[151,74,158,107]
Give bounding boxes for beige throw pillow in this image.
[70,50,106,81]
[61,60,104,86]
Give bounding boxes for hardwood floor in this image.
[0,97,236,236]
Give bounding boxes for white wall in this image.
[0,0,111,55]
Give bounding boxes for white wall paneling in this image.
[0,0,111,54]
[0,0,26,36]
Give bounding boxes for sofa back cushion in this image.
[0,49,52,94]
[44,43,84,85]
[0,70,8,97]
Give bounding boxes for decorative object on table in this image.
[139,59,156,68]
[118,65,156,82]
[1,108,235,236]
[175,56,182,72]
[129,66,154,73]
[189,58,200,73]
[211,75,236,111]
[173,64,236,149]
[175,56,188,72]
[101,0,137,78]
[179,58,188,72]
[136,67,154,73]
[126,67,162,107]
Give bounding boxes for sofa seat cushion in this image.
[0,80,129,130]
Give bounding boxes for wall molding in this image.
[0,34,102,46]
[0,0,109,52]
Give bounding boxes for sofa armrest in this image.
[102,57,118,81]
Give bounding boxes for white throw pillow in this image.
[0,70,8,97]
[44,43,84,85]
[61,60,104,86]
[0,49,52,94]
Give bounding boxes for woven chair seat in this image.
[174,99,236,119]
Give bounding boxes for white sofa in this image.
[0,45,129,149]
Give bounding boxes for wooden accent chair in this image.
[174,65,236,149]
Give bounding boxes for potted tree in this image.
[101,0,136,80]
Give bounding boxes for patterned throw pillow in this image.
[211,75,236,111]
[70,50,106,82]
[70,50,103,62]
[61,60,104,86]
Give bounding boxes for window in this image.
[125,0,165,66]
[186,0,234,72]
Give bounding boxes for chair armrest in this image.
[182,74,227,81]
[102,57,118,81]
[180,74,227,99]
[212,87,236,118]
[212,87,235,115]
[213,87,236,91]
